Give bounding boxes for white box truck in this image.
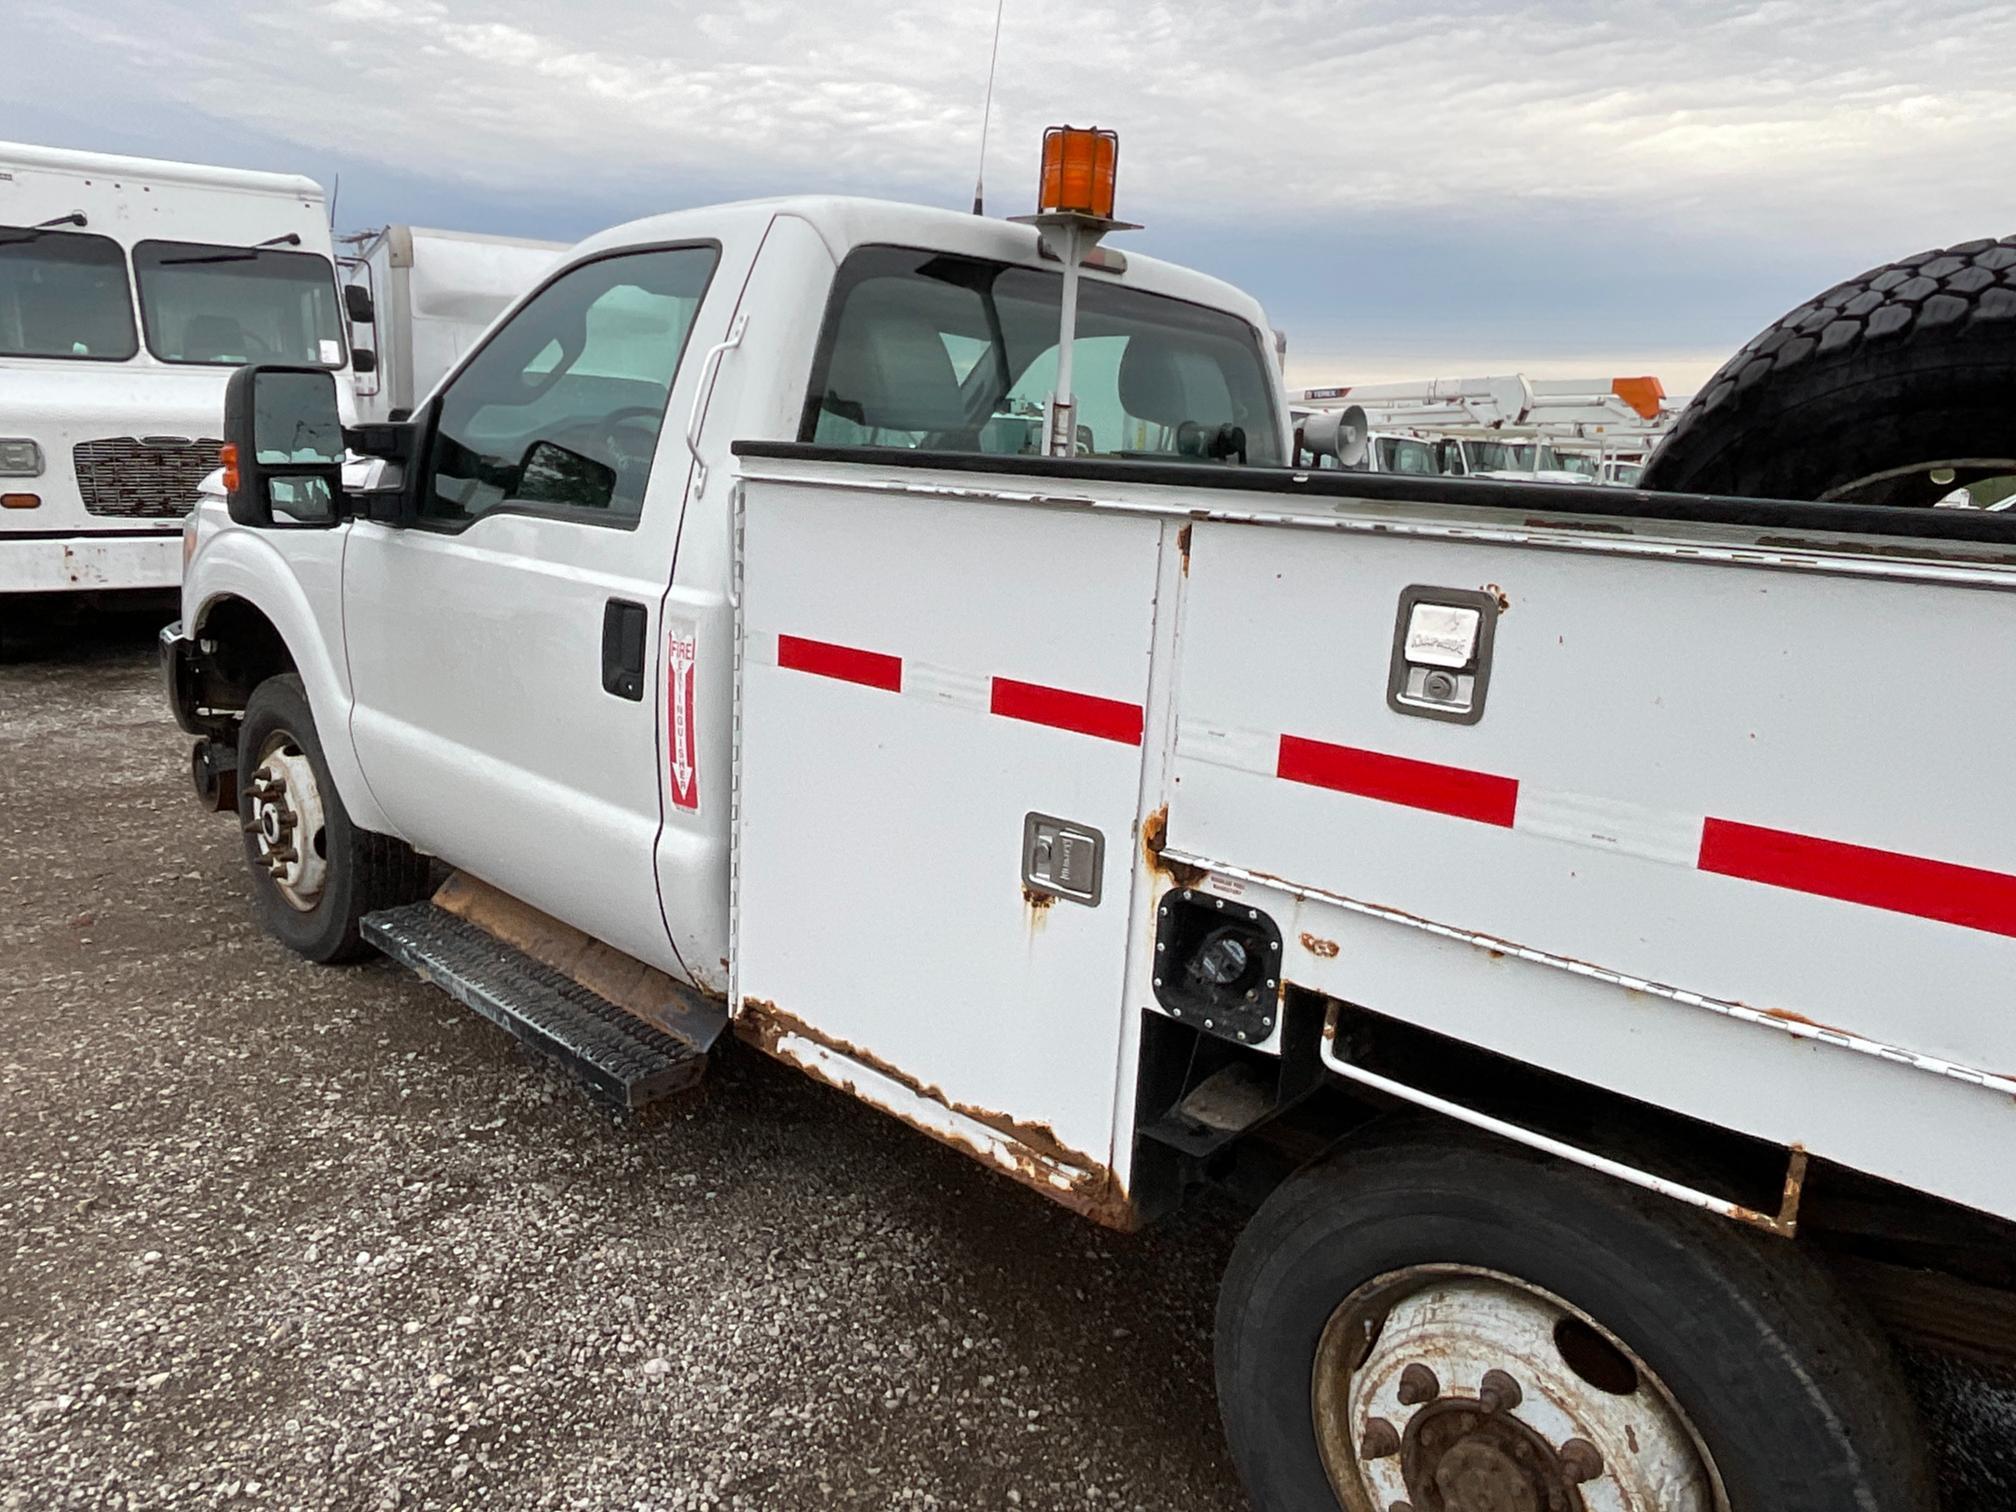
[0,142,354,606]
[337,224,567,425]
[161,132,2016,1509]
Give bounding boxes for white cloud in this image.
[16,1,2016,386]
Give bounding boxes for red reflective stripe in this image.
[989,677,1144,745]
[1276,735,1519,827]
[777,634,903,692]
[1699,818,2016,939]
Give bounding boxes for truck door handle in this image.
[602,599,648,701]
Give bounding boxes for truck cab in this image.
[0,142,352,603]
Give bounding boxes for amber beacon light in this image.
[1038,126,1119,220]
[1012,126,1139,457]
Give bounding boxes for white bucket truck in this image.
[0,142,353,605]
[160,125,2016,1511]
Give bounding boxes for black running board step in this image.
[362,902,707,1108]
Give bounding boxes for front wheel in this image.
[1215,1131,1934,1512]
[237,673,430,963]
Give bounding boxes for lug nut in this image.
[1397,1363,1439,1406]
[1478,1369,1522,1414]
[1559,1438,1603,1484]
[1360,1417,1401,1460]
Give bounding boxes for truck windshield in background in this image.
[802,245,1283,466]
[133,240,346,367]
[0,227,138,360]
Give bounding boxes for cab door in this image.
[341,241,728,977]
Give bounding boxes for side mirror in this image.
[222,365,345,529]
[517,438,618,510]
[343,284,375,324]
[351,347,378,375]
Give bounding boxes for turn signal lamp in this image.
[1038,126,1119,220]
[219,442,240,493]
[1,492,39,509]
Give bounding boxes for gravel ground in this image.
[0,614,1247,1510]
[3,613,2013,1512]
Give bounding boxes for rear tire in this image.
[1215,1130,1935,1512]
[237,674,430,963]
[1640,235,2016,505]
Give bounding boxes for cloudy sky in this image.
[16,0,2016,392]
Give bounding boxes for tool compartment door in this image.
[1169,518,2016,1160]
[733,472,1163,1186]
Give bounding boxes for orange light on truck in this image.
[1038,126,1118,220]
[1,492,40,509]
[220,442,240,493]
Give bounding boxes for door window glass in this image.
[0,228,137,360]
[803,246,1281,465]
[424,246,718,529]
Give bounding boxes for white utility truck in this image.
[337,224,568,424]
[0,142,353,604]
[161,131,2016,1510]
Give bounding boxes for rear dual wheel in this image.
[1217,1132,1934,1512]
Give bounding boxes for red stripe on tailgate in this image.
[776,634,903,692]
[1277,735,1519,827]
[989,677,1144,745]
[1699,818,2016,939]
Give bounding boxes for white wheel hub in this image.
[245,736,329,911]
[1313,1267,1723,1512]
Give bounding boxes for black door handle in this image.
[602,599,648,700]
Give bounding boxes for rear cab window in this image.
[133,240,346,367]
[800,245,1282,466]
[0,227,137,360]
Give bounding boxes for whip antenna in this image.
[971,0,1006,214]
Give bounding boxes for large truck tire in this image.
[1640,235,2016,506]
[1215,1129,1935,1512]
[237,674,431,963]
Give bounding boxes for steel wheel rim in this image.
[1310,1264,1729,1512]
[1822,456,2016,509]
[246,729,329,912]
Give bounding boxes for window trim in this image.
[796,241,1284,460]
[0,227,139,363]
[131,237,349,369]
[411,238,724,537]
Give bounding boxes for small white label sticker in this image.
[320,339,341,365]
[1405,604,1481,669]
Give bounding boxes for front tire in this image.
[237,674,430,963]
[1215,1131,1934,1512]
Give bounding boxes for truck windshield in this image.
[0,227,138,361]
[803,245,1282,465]
[1374,437,1443,475]
[133,240,346,367]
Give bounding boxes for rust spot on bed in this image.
[734,997,1135,1228]
[1176,522,1192,574]
[1141,804,1206,888]
[1298,932,1341,959]
[1483,582,1510,612]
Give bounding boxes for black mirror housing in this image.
[343,283,375,323]
[222,364,346,530]
[351,347,378,375]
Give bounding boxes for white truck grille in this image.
[72,436,222,520]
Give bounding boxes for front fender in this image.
[186,515,395,837]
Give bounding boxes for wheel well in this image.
[1137,987,2016,1365]
[192,595,297,717]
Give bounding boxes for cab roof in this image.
[569,195,1272,335]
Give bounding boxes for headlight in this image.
[0,439,44,478]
